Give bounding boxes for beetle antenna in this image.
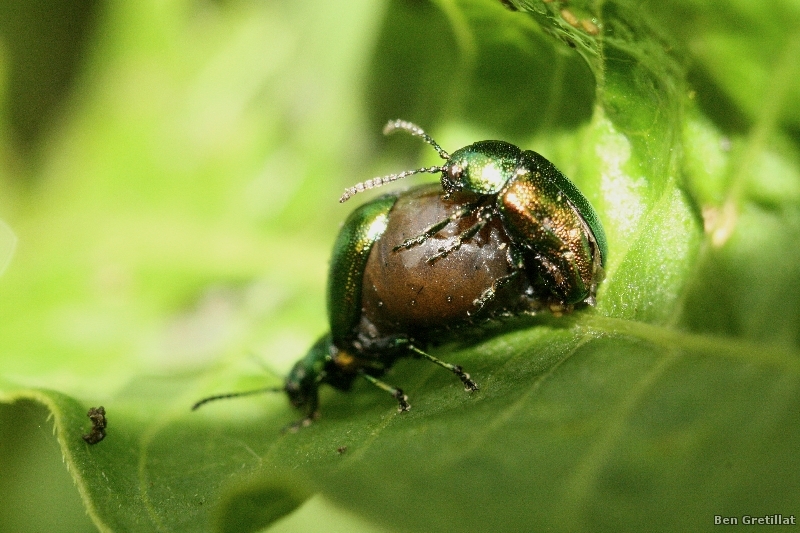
[339,120,451,203]
[383,119,450,161]
[192,386,283,410]
[339,166,443,203]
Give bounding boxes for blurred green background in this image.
[1,0,799,532]
[9,2,406,531]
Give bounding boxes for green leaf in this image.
[1,0,799,532]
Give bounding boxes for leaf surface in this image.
[1,1,799,532]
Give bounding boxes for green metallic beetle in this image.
[194,121,606,429]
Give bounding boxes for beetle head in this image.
[284,334,332,411]
[441,141,522,196]
[339,121,526,203]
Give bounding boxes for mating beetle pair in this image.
[194,120,606,428]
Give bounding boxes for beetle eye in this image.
[446,164,463,189]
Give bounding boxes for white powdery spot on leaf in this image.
[594,115,648,245]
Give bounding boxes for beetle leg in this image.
[473,244,526,311]
[393,218,453,251]
[426,218,488,264]
[359,370,411,412]
[392,201,480,252]
[407,345,479,392]
[473,270,519,312]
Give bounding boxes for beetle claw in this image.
[452,366,479,392]
[462,376,479,392]
[394,389,411,412]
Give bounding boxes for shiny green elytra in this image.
[341,120,607,305]
[326,194,395,341]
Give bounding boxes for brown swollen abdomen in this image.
[360,184,523,339]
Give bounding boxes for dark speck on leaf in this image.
[82,406,107,444]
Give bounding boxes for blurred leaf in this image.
[0,400,97,533]
[0,0,99,156]
[641,0,800,132]
[0,219,15,276]
[1,0,799,532]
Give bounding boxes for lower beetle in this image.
[194,184,541,428]
[194,121,606,429]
